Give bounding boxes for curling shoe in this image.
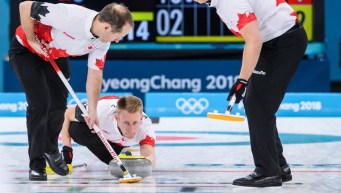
[233,172,282,187]
[44,151,69,176]
[281,164,292,182]
[29,169,47,181]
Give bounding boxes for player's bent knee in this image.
[108,156,152,178]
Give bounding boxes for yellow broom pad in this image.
[207,112,245,122]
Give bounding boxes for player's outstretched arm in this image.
[19,1,34,42]
[19,1,48,57]
[85,68,102,129]
[238,21,262,81]
[140,144,156,168]
[61,105,77,147]
[61,105,77,166]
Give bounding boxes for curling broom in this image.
[207,95,245,122]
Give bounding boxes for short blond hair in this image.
[117,96,143,113]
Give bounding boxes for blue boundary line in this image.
[1,131,341,147]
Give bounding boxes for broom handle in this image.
[226,95,236,115]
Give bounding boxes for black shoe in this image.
[29,169,47,181]
[233,172,282,187]
[281,164,292,182]
[44,151,69,176]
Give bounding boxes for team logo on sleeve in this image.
[31,2,50,21]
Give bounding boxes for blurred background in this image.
[0,0,340,118]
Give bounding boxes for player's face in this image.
[194,0,209,4]
[100,23,132,43]
[116,110,142,139]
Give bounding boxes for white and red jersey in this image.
[15,2,109,70]
[210,0,298,42]
[79,96,156,147]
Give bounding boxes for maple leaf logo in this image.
[31,2,50,21]
[95,57,106,70]
[237,12,257,31]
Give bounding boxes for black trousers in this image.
[69,121,125,165]
[243,26,308,176]
[9,37,70,170]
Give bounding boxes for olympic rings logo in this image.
[175,98,209,115]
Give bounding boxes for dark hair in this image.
[98,3,133,33]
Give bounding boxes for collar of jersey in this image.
[85,11,99,39]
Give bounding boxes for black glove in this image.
[227,78,248,103]
[62,146,73,164]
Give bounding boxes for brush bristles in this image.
[119,176,143,183]
[207,112,245,122]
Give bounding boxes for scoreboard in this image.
[123,0,243,43]
[71,0,315,43]
[10,0,322,58]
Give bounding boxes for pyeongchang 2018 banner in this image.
[145,93,341,118]
[3,59,329,100]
